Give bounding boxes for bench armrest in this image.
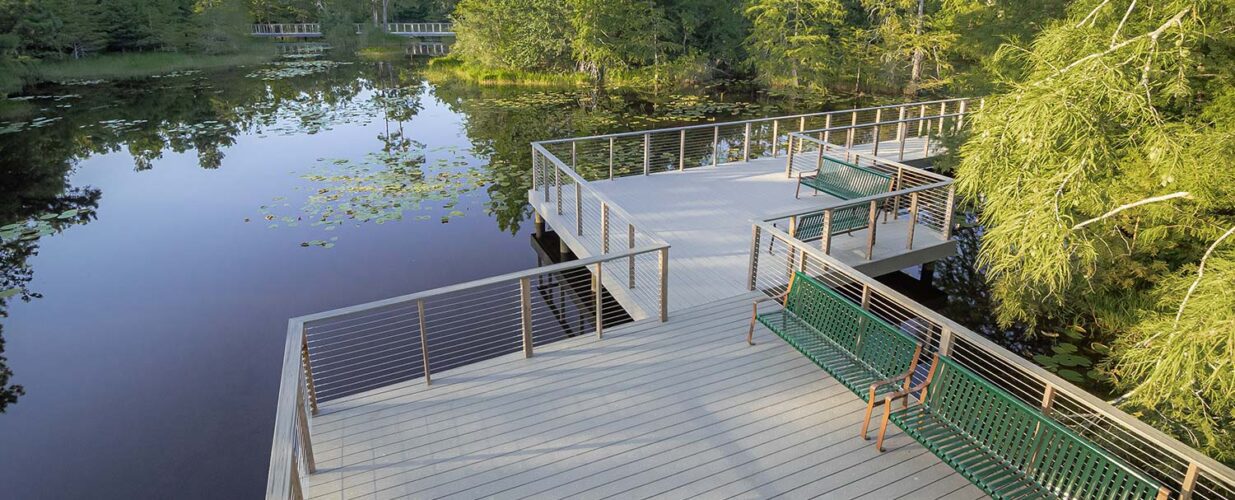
[882,381,929,407]
[747,291,790,345]
[867,370,915,398]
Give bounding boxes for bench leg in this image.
[747,304,758,346]
[861,389,879,440]
[875,401,893,452]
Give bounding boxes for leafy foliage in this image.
[955,0,1235,462]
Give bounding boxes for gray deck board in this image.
[532,150,952,318]
[303,294,983,499]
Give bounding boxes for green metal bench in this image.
[796,156,894,200]
[748,272,923,439]
[792,203,874,241]
[877,355,1170,500]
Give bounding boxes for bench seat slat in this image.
[883,356,1167,500]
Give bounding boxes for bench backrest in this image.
[815,156,893,199]
[923,356,1166,499]
[792,204,875,241]
[784,272,919,379]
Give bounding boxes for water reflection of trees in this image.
[0,131,101,412]
[0,59,426,410]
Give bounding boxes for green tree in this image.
[451,0,573,70]
[568,0,672,86]
[745,0,846,89]
[955,0,1235,462]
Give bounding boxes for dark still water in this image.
[0,57,791,497]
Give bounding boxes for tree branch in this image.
[1077,0,1111,28]
[1111,0,1137,48]
[1044,6,1190,81]
[1174,224,1235,327]
[1070,191,1192,231]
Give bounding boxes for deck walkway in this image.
[303,294,984,500]
[533,153,952,316]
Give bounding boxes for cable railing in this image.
[766,138,957,260]
[533,98,973,183]
[746,220,1235,500]
[265,244,669,499]
[251,22,454,37]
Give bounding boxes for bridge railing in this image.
[266,243,669,499]
[765,133,957,261]
[385,22,453,34]
[252,22,454,37]
[252,23,321,36]
[747,220,1235,500]
[533,98,972,183]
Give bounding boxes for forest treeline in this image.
[447,0,1068,95]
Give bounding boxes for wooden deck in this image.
[533,154,954,315]
[303,294,984,500]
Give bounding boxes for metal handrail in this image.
[267,243,670,499]
[748,220,1235,499]
[534,98,970,145]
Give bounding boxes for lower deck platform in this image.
[303,294,984,500]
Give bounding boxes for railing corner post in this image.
[748,225,761,291]
[520,277,533,358]
[417,299,430,386]
[658,246,669,322]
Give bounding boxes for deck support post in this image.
[658,247,669,322]
[1181,463,1201,500]
[897,107,907,161]
[712,126,720,167]
[747,225,760,291]
[571,140,577,170]
[784,135,795,177]
[679,129,686,171]
[942,185,957,240]
[860,285,872,311]
[417,299,430,385]
[1040,385,1056,414]
[771,121,779,156]
[865,200,879,259]
[608,136,615,180]
[300,336,318,415]
[575,183,582,235]
[295,385,316,473]
[289,454,304,500]
[872,108,882,157]
[906,192,919,250]
[821,210,833,255]
[742,122,751,162]
[600,202,610,252]
[815,136,825,171]
[822,114,832,147]
[892,167,904,221]
[937,101,947,132]
[594,262,604,339]
[957,100,967,130]
[799,116,805,132]
[922,118,932,157]
[520,277,533,358]
[555,164,562,215]
[643,133,650,175]
[918,104,927,136]
[846,111,857,148]
[628,224,636,289]
[938,327,954,355]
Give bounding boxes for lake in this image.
[0,55,798,498]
